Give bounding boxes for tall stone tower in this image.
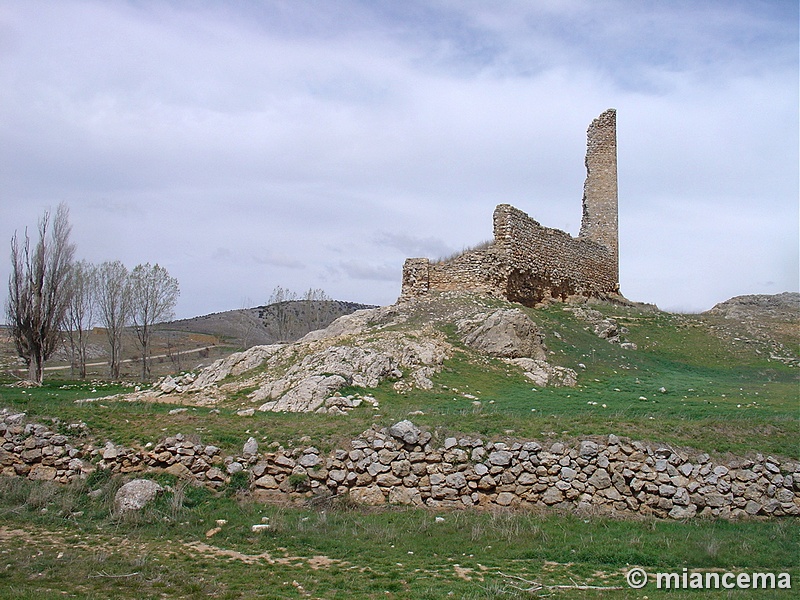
[579,108,619,284]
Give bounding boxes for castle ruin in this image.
[401,109,621,306]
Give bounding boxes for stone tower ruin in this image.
[580,109,619,283]
[400,109,621,306]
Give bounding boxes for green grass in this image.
[0,302,797,459]
[0,475,797,599]
[0,299,797,598]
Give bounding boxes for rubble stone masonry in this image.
[3,410,798,520]
[401,109,621,306]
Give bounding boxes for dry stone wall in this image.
[3,409,798,520]
[401,109,621,306]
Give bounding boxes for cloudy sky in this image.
[1,0,797,319]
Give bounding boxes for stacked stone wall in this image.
[401,248,507,301]
[493,204,618,304]
[400,110,621,305]
[580,108,619,279]
[426,248,506,296]
[3,409,798,520]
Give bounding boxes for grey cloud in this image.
[338,260,398,282]
[374,232,453,259]
[0,1,796,319]
[251,253,305,270]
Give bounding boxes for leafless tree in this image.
[95,260,129,379]
[301,287,331,333]
[64,259,97,378]
[268,285,298,341]
[234,296,261,349]
[128,263,179,381]
[5,203,76,384]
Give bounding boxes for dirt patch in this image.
[184,540,347,570]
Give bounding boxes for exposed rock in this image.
[387,420,421,446]
[706,292,799,321]
[188,345,283,390]
[458,309,546,359]
[257,374,350,413]
[108,296,588,413]
[160,376,179,394]
[507,358,577,387]
[243,437,259,457]
[114,479,164,513]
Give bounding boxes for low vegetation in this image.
[1,474,797,599]
[0,295,797,598]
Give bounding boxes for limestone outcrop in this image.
[114,479,164,514]
[457,308,547,359]
[132,295,577,413]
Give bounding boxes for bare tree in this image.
[267,286,298,341]
[234,296,261,349]
[5,203,76,384]
[95,260,129,379]
[64,259,97,378]
[301,287,331,333]
[128,263,179,381]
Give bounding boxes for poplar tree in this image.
[95,260,129,379]
[5,203,75,384]
[128,263,179,381]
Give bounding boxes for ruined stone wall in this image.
[3,410,798,520]
[493,204,618,305]
[400,109,621,306]
[401,249,506,301]
[580,108,618,281]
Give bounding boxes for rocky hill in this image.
[705,291,799,321]
[111,291,799,415]
[159,299,376,347]
[702,292,799,365]
[130,293,581,412]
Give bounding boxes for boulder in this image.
[114,479,164,513]
[28,464,57,481]
[243,437,259,457]
[349,485,386,506]
[387,420,421,445]
[458,309,546,359]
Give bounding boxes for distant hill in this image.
[159,300,377,347]
[705,292,799,321]
[702,292,799,363]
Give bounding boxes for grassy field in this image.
[0,474,797,599]
[0,300,797,598]
[2,303,795,459]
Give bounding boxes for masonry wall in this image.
[401,204,619,305]
[400,110,621,306]
[493,204,618,305]
[580,108,619,281]
[3,410,798,520]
